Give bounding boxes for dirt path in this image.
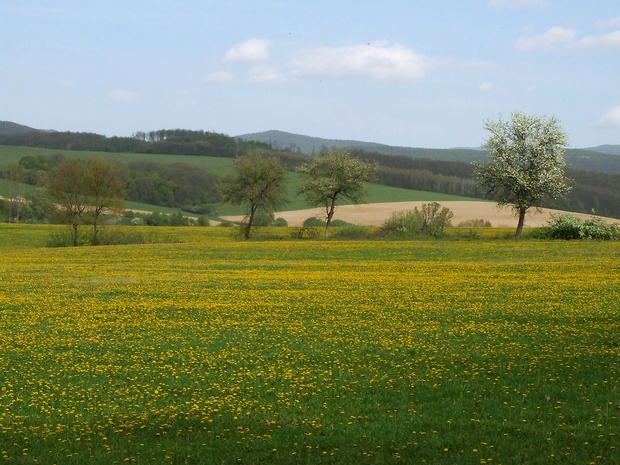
[222,201,617,228]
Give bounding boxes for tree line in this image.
[1,154,221,218]
[0,129,265,158]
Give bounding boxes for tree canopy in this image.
[297,149,377,238]
[220,151,288,239]
[473,112,572,238]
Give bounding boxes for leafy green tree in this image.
[3,163,26,223]
[473,112,572,238]
[83,158,126,244]
[48,159,90,246]
[48,158,126,245]
[221,152,288,239]
[297,149,377,238]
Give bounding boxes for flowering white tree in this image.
[474,112,572,238]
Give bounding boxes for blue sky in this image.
[1,0,619,148]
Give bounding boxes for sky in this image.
[1,0,619,148]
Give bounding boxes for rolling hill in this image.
[236,130,620,171]
[1,122,620,220]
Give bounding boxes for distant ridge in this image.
[236,130,488,163]
[587,145,620,156]
[236,130,394,154]
[237,130,620,165]
[0,121,41,134]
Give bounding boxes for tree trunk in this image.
[73,223,79,246]
[515,207,526,239]
[324,197,337,239]
[244,206,256,240]
[92,214,100,245]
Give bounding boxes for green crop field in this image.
[0,224,618,464]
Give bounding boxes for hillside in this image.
[0,121,42,134]
[587,145,620,156]
[236,130,486,163]
[1,123,620,219]
[237,130,620,173]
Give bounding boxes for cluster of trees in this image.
[121,161,221,210]
[4,154,221,215]
[47,158,125,245]
[222,148,377,239]
[0,129,264,158]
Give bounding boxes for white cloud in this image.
[514,27,576,51]
[595,16,620,29]
[488,0,545,9]
[479,81,493,92]
[247,66,285,83]
[206,71,235,83]
[224,38,271,63]
[289,42,431,81]
[107,89,139,102]
[600,106,620,127]
[576,31,620,49]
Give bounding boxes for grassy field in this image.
[0,224,618,464]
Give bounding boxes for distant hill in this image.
[587,145,620,156]
[236,130,620,168]
[0,121,42,134]
[236,130,488,163]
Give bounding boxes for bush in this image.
[273,217,288,227]
[382,202,454,238]
[543,214,619,240]
[458,218,492,228]
[382,210,423,238]
[291,226,320,239]
[335,224,371,239]
[303,217,325,227]
[197,215,210,226]
[252,210,275,227]
[46,225,176,247]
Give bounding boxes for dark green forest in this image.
[1,128,619,219]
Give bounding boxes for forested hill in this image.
[237,130,620,174]
[0,128,264,158]
[2,124,620,219]
[0,121,43,134]
[237,129,488,163]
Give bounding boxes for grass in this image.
[0,224,619,464]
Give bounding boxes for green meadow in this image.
[0,224,618,464]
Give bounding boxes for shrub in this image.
[458,218,492,228]
[291,226,320,239]
[382,202,454,238]
[335,224,371,239]
[544,214,618,240]
[582,216,619,240]
[273,217,288,227]
[252,210,275,227]
[382,210,423,238]
[303,217,325,227]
